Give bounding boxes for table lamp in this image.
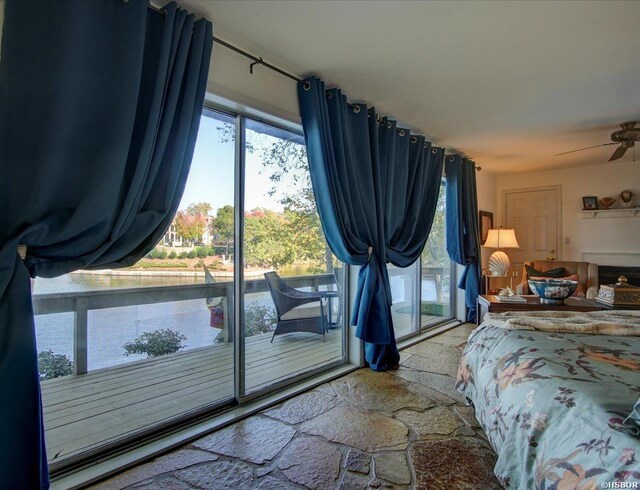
[483,228,519,276]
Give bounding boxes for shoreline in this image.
[71,269,268,278]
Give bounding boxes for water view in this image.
[33,269,445,371]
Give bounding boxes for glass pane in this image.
[35,109,236,468]
[421,180,453,327]
[390,262,419,339]
[242,118,344,394]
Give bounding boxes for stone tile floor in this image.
[92,323,501,489]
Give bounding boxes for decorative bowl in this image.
[599,197,616,209]
[528,278,579,305]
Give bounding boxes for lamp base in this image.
[488,251,511,276]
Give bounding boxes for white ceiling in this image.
[183,0,640,175]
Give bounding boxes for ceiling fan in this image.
[555,121,640,161]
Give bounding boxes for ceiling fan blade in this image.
[609,145,628,161]
[554,142,617,156]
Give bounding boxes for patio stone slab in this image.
[253,475,300,490]
[401,354,459,377]
[401,343,462,376]
[331,369,436,412]
[426,331,471,347]
[277,436,342,489]
[395,407,464,437]
[337,471,370,490]
[263,390,340,425]
[94,449,218,489]
[314,383,338,397]
[193,416,295,464]
[300,406,409,452]
[390,368,466,404]
[454,405,481,428]
[344,448,371,474]
[132,475,194,489]
[455,426,477,436]
[373,451,411,485]
[404,341,462,365]
[174,460,254,490]
[410,437,500,489]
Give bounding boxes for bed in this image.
[455,310,640,489]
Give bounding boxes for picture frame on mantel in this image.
[582,196,598,211]
[479,211,493,245]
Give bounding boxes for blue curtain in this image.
[445,156,481,322]
[298,77,444,371]
[0,1,212,487]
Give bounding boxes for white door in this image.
[504,187,560,274]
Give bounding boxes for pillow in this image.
[525,265,566,279]
[529,273,585,297]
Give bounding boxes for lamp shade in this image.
[483,228,519,249]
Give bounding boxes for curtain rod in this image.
[147,3,480,171]
[148,3,302,82]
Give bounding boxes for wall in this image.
[496,161,640,266]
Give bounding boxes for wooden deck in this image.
[41,329,343,467]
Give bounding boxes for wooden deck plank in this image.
[45,336,341,428]
[42,329,344,465]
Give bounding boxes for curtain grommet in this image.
[387,122,392,129]
[432,148,437,153]
[398,130,405,137]
[303,81,311,91]
[353,105,361,114]
[410,136,417,143]
[326,91,332,99]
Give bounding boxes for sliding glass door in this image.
[34,104,347,472]
[242,117,344,395]
[394,179,455,341]
[34,108,237,470]
[421,180,454,327]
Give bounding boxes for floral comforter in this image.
[456,320,640,489]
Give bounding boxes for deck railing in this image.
[32,273,336,375]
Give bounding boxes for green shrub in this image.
[196,246,208,259]
[207,247,216,257]
[178,251,189,259]
[157,249,168,259]
[187,250,197,259]
[38,350,74,379]
[168,251,177,259]
[123,329,187,358]
[214,302,276,343]
[133,261,188,269]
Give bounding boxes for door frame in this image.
[501,184,562,260]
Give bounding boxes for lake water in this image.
[33,272,443,371]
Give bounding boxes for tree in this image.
[244,208,296,268]
[174,210,206,244]
[422,183,447,268]
[187,202,212,217]
[211,204,234,256]
[218,124,331,272]
[123,329,187,358]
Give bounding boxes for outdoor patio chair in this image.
[264,271,327,342]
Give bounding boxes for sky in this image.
[179,112,304,216]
